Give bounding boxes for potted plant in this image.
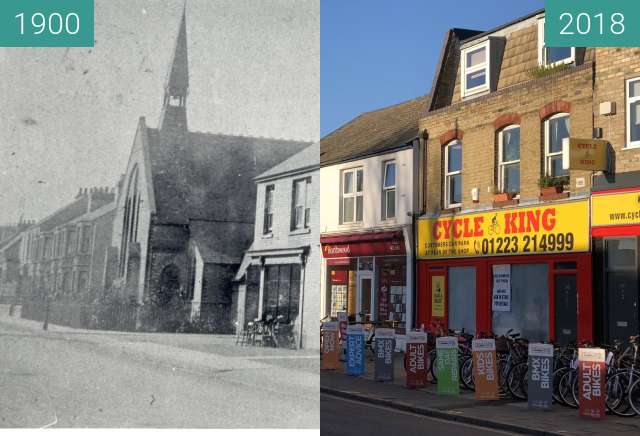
[538,175,569,199]
[492,188,518,207]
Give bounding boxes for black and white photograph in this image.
[0,0,319,429]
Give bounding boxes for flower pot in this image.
[492,192,513,202]
[539,186,563,197]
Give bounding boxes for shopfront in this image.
[322,230,409,333]
[416,199,593,344]
[592,183,640,344]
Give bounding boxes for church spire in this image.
[160,4,189,132]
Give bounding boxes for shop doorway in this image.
[357,273,374,322]
[605,238,639,342]
[554,274,577,346]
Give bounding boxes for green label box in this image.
[0,0,94,47]
[546,0,640,47]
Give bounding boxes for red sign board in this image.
[405,333,428,389]
[578,349,606,419]
[322,240,405,258]
[330,269,348,284]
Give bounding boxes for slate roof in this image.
[320,95,429,166]
[256,142,319,181]
[189,220,253,264]
[146,127,310,225]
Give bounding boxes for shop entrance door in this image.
[554,274,577,346]
[357,273,374,322]
[605,238,639,342]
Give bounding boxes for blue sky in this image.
[321,0,545,137]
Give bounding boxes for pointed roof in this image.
[256,142,319,181]
[166,6,189,97]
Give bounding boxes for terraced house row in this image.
[320,8,640,347]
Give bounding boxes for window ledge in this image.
[289,228,311,236]
[621,144,640,151]
[440,207,461,215]
[261,233,274,239]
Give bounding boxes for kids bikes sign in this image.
[417,200,589,259]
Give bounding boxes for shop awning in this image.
[321,230,406,258]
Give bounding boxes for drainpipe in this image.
[413,129,429,330]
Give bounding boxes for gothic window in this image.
[120,165,141,276]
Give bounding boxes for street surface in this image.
[0,316,318,428]
[321,394,515,436]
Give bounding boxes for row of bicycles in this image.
[236,314,297,348]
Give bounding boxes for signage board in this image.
[346,324,365,376]
[431,275,445,318]
[417,200,589,259]
[405,331,428,389]
[321,322,340,370]
[472,339,500,400]
[492,264,511,312]
[436,336,459,395]
[562,138,608,171]
[374,328,395,381]
[592,190,640,228]
[322,239,405,258]
[578,348,606,419]
[527,343,554,410]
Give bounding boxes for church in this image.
[109,10,310,331]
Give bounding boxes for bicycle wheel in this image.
[553,367,569,405]
[629,376,640,416]
[460,356,474,391]
[559,369,578,408]
[606,371,635,417]
[507,361,528,401]
[428,349,438,383]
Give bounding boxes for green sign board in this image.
[436,337,459,396]
[546,0,640,47]
[0,0,94,47]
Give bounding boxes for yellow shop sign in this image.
[592,190,640,227]
[417,200,589,259]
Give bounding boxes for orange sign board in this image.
[321,322,340,370]
[472,339,500,400]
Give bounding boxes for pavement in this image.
[321,352,640,436]
[0,313,319,428]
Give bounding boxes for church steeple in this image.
[160,5,189,132]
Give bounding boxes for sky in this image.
[321,0,545,137]
[0,0,319,224]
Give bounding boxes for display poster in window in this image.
[578,348,606,420]
[337,311,348,339]
[472,339,499,400]
[527,343,554,410]
[431,275,445,318]
[405,331,428,389]
[374,328,395,382]
[417,200,589,259]
[378,284,389,320]
[492,264,511,312]
[436,336,459,396]
[321,322,340,370]
[345,324,365,376]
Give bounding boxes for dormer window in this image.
[538,19,575,67]
[461,41,490,97]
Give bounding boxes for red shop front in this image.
[322,230,409,333]
[416,200,593,344]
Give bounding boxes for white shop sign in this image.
[492,264,511,312]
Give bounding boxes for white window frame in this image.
[626,77,640,149]
[263,184,274,234]
[444,140,462,209]
[537,18,575,68]
[381,160,396,221]
[544,113,570,177]
[291,177,311,230]
[498,125,521,194]
[341,167,363,224]
[461,41,490,98]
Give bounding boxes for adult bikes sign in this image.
[417,200,589,259]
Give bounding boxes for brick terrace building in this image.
[415,9,640,345]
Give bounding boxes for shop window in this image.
[492,264,549,341]
[544,113,570,177]
[626,77,640,148]
[444,140,462,208]
[461,41,490,97]
[341,167,363,223]
[554,261,577,270]
[606,238,637,270]
[381,161,396,220]
[263,185,274,234]
[377,262,406,331]
[291,178,311,230]
[448,266,476,334]
[537,19,575,67]
[498,125,520,194]
[329,267,349,317]
[263,264,301,323]
[80,225,92,253]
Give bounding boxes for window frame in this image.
[537,18,575,68]
[444,140,462,209]
[498,125,521,195]
[263,184,275,235]
[626,77,640,149]
[544,113,570,178]
[461,40,491,98]
[341,167,364,224]
[381,160,396,221]
[291,177,311,231]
